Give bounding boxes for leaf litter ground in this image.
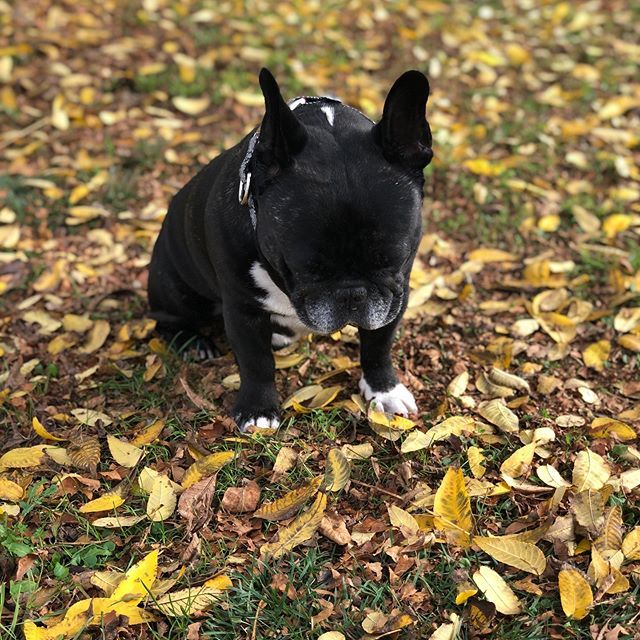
[1,1,639,639]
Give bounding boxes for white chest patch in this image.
[250,262,309,344]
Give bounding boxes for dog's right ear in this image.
[256,68,307,177]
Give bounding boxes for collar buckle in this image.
[238,171,251,205]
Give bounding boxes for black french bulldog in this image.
[148,68,433,432]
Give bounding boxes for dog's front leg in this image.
[223,303,280,431]
[358,320,417,417]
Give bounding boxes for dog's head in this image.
[251,68,433,334]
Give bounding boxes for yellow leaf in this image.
[472,566,521,615]
[235,91,264,107]
[618,334,640,352]
[455,584,478,605]
[254,477,322,521]
[152,578,231,617]
[464,158,506,176]
[488,368,530,393]
[324,449,350,492]
[361,611,414,636]
[594,506,623,556]
[47,333,77,355]
[107,435,144,468]
[468,446,486,478]
[473,536,546,575]
[22,310,61,334]
[341,442,374,461]
[92,514,146,528]
[536,464,571,488]
[182,451,235,488]
[505,43,531,65]
[0,445,49,469]
[571,490,605,534]
[111,550,158,604]
[598,95,639,120]
[66,205,109,222]
[433,468,473,548]
[71,408,112,427]
[558,568,593,620]
[572,205,601,233]
[589,417,636,441]
[602,213,632,238]
[318,633,346,640]
[69,184,90,205]
[622,527,640,560]
[79,492,125,513]
[538,214,561,232]
[62,314,93,333]
[274,352,305,369]
[388,504,420,535]
[307,385,342,409]
[468,248,518,263]
[261,492,327,558]
[147,474,177,521]
[478,399,519,433]
[614,308,640,333]
[428,613,462,640]
[582,340,610,371]
[447,371,469,397]
[282,385,323,409]
[500,442,537,478]
[172,95,210,115]
[32,416,64,442]
[0,478,24,501]
[79,319,110,354]
[131,419,165,446]
[572,449,610,491]
[271,446,298,478]
[33,259,66,292]
[426,416,475,446]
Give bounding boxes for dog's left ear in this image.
[373,70,433,169]
[256,68,307,177]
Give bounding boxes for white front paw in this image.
[359,378,418,416]
[238,415,281,433]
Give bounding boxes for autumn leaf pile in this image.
[1,0,639,639]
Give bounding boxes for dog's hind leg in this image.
[148,242,223,360]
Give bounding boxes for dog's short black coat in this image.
[148,68,433,431]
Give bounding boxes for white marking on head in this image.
[289,98,306,110]
[320,105,334,126]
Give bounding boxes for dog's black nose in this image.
[336,286,368,310]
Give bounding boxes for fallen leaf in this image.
[558,567,593,620]
[221,480,261,513]
[433,468,473,548]
[254,477,323,521]
[473,536,546,575]
[472,566,521,615]
[572,449,611,491]
[261,492,327,558]
[324,448,350,492]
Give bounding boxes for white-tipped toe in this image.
[359,377,418,416]
[239,415,281,432]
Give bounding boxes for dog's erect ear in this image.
[373,70,433,170]
[256,68,307,176]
